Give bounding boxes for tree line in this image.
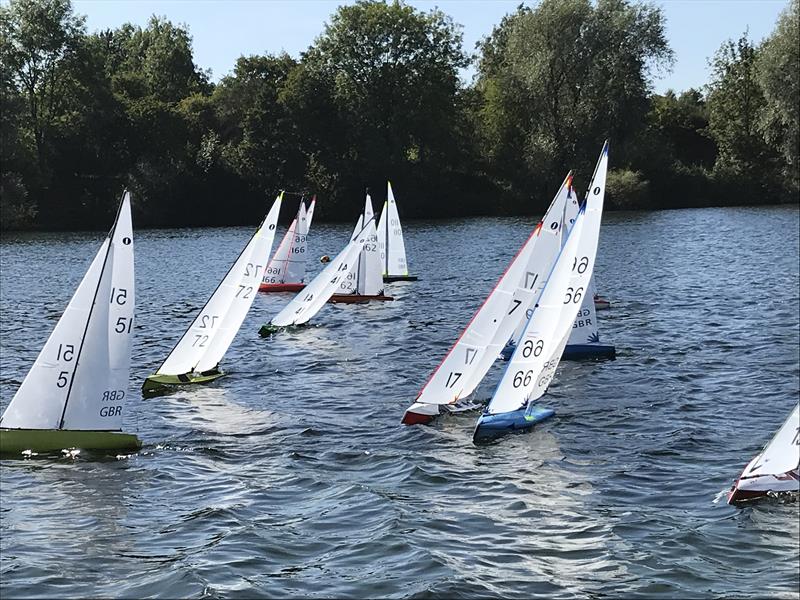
[1,0,798,231]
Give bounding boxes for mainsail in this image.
[155,195,282,377]
[377,182,412,280]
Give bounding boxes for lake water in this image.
[1,206,798,599]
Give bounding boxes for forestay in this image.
[270,217,373,326]
[411,174,573,408]
[157,194,282,376]
[377,181,409,277]
[1,192,135,431]
[487,143,608,415]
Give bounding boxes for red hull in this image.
[259,283,306,293]
[728,486,769,504]
[401,411,435,425]
[328,294,394,304]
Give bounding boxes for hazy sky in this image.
[72,0,790,93]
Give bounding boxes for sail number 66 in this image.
[512,370,535,388]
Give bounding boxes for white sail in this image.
[195,198,281,372]
[507,178,578,348]
[262,216,297,286]
[566,276,601,346]
[411,174,573,408]
[305,196,316,231]
[335,214,364,295]
[487,142,608,415]
[739,404,800,481]
[285,202,309,283]
[1,192,134,431]
[270,217,372,326]
[63,193,135,430]
[377,181,409,277]
[356,217,383,295]
[158,194,283,376]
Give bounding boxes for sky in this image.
[71,0,791,94]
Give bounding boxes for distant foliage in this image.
[0,0,797,231]
[756,0,799,195]
[605,169,650,210]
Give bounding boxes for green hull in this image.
[0,428,141,456]
[259,323,310,336]
[142,369,225,396]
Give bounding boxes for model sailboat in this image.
[473,142,609,442]
[402,173,574,425]
[260,196,316,293]
[501,177,614,361]
[0,191,140,454]
[329,194,393,303]
[259,215,375,335]
[142,194,282,395]
[728,403,799,504]
[377,182,416,282]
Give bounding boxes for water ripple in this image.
[1,207,798,598]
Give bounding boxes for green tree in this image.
[0,0,85,176]
[475,0,672,207]
[212,54,304,200]
[706,34,771,180]
[756,0,799,194]
[283,0,471,217]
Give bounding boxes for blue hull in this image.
[473,405,555,443]
[562,343,616,361]
[500,343,615,362]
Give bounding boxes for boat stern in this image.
[473,405,555,443]
[142,369,225,396]
[728,469,800,505]
[401,402,441,425]
[562,343,616,361]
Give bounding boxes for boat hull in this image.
[500,343,615,361]
[383,275,418,283]
[142,369,225,396]
[402,399,484,425]
[259,282,306,293]
[562,343,616,360]
[0,428,141,455]
[473,405,555,443]
[328,294,394,304]
[728,470,800,504]
[594,297,610,310]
